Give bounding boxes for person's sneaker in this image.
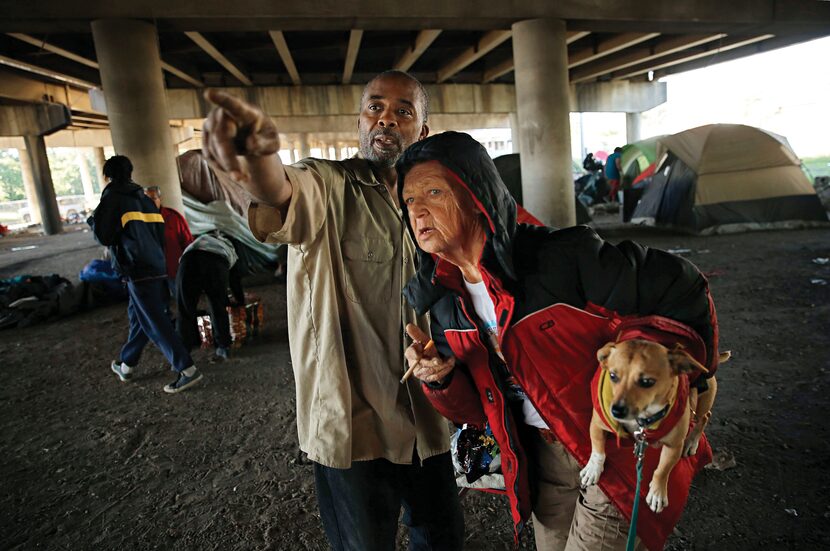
[111,360,133,382]
[163,368,203,394]
[215,347,230,360]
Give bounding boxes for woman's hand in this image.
[404,323,456,384]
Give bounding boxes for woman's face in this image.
[402,161,482,258]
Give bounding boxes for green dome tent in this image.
[621,135,666,185]
[631,124,828,233]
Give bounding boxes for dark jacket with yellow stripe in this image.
[90,179,166,280]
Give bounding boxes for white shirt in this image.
[463,279,549,429]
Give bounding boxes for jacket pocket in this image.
[341,237,395,303]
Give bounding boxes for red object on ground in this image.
[198,293,264,349]
[0,224,9,236]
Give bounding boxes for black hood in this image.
[104,179,144,197]
[397,131,518,313]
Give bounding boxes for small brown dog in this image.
[579,339,729,513]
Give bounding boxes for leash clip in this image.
[633,428,647,459]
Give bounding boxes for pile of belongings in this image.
[79,259,127,305]
[197,292,264,348]
[0,274,80,329]
[178,150,286,276]
[451,423,505,491]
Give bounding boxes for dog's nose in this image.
[611,403,628,419]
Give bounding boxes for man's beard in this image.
[359,127,405,168]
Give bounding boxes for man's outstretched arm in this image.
[202,90,292,215]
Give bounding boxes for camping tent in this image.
[493,153,592,225]
[631,124,828,233]
[621,135,665,185]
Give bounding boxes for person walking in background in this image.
[605,146,623,202]
[175,231,245,360]
[144,185,193,295]
[89,155,203,394]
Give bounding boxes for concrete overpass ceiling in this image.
[0,32,101,87]
[0,1,827,96]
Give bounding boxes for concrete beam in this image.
[573,80,667,113]
[437,30,512,83]
[613,34,774,80]
[6,32,203,88]
[393,29,442,72]
[483,30,591,82]
[7,32,99,69]
[0,68,98,111]
[570,34,726,83]
[165,83,519,119]
[171,112,509,135]
[268,31,301,85]
[0,54,96,89]
[0,126,195,148]
[342,29,363,84]
[568,32,661,69]
[0,102,71,137]
[160,62,204,87]
[653,33,823,80]
[572,81,668,113]
[185,31,252,85]
[2,1,828,33]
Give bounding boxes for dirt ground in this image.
[1,220,829,550]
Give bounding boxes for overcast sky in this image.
[578,35,830,159]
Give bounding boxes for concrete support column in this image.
[288,141,298,163]
[93,147,106,191]
[509,112,521,154]
[626,112,642,144]
[299,133,311,160]
[22,136,62,235]
[17,149,42,225]
[512,18,574,227]
[77,149,97,209]
[91,19,182,212]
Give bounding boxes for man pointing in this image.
[202,71,464,550]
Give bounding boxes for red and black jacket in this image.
[397,132,720,550]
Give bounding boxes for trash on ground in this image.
[785,508,798,517]
[811,278,828,285]
[668,248,692,254]
[705,449,737,471]
[10,245,38,252]
[812,257,829,265]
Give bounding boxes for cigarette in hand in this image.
[400,340,435,384]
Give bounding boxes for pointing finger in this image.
[204,89,261,126]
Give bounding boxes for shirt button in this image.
[367,251,374,260]
[403,256,408,263]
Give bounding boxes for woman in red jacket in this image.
[397,132,721,551]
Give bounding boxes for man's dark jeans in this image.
[313,451,464,551]
[120,277,193,372]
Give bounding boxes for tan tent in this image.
[632,124,827,232]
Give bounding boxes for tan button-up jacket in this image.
[248,158,450,468]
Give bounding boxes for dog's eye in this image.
[609,371,619,383]
[638,378,656,388]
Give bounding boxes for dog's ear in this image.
[597,342,616,367]
[667,348,708,375]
